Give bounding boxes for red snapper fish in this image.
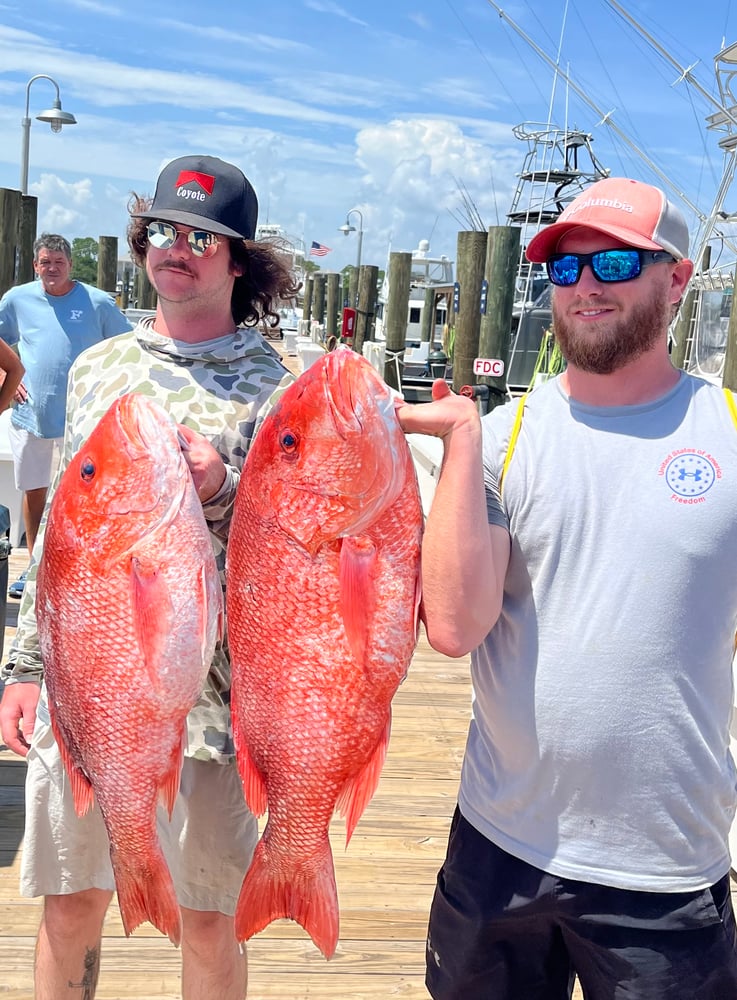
[37,392,222,946]
[226,348,423,958]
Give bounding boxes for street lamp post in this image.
[20,75,77,195]
[339,208,364,287]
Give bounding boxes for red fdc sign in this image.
[473,358,505,377]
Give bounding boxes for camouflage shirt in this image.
[2,318,294,763]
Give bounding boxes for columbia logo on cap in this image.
[565,197,635,218]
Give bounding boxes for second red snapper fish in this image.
[36,392,222,946]
[226,348,423,958]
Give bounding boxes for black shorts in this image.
[426,808,737,1000]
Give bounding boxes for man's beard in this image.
[552,290,671,375]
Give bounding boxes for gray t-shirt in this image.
[461,371,737,891]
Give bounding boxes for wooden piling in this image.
[135,267,157,311]
[0,189,22,298]
[303,274,314,323]
[452,231,488,393]
[477,225,522,407]
[353,264,378,357]
[348,266,359,309]
[17,196,38,285]
[421,286,436,344]
[383,252,412,391]
[326,273,340,340]
[121,265,131,309]
[97,236,118,294]
[313,273,327,326]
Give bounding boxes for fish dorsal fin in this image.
[131,556,175,692]
[339,536,377,669]
[335,713,391,844]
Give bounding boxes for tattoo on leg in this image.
[68,946,100,999]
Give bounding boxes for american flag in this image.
[310,241,331,257]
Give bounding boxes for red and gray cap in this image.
[134,155,258,240]
[525,177,689,263]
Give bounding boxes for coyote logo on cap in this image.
[175,170,215,202]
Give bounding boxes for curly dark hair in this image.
[126,194,302,327]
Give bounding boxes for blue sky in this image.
[1,0,737,272]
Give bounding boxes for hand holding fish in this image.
[176,423,227,502]
[0,679,40,757]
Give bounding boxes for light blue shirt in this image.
[0,279,132,438]
[463,372,737,892]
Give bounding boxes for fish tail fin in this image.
[235,830,339,959]
[336,713,391,845]
[113,846,182,947]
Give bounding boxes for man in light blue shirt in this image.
[0,233,132,596]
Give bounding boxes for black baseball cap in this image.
[134,155,258,240]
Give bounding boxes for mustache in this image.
[155,261,194,276]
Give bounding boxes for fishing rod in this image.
[484,0,706,222]
[605,0,737,265]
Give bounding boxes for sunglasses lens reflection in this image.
[147,223,219,258]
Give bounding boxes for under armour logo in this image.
[70,310,84,320]
[676,468,703,482]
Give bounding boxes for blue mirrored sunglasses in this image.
[147,221,220,258]
[546,249,676,287]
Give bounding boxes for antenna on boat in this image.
[606,0,737,267]
[547,0,570,128]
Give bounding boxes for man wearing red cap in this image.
[400,176,737,998]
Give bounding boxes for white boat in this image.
[255,223,305,335]
[374,239,454,353]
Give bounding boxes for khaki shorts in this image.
[21,710,258,914]
[8,425,62,491]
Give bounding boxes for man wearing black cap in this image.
[400,176,737,998]
[0,155,301,999]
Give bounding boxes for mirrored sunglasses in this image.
[546,249,676,287]
[147,221,221,258]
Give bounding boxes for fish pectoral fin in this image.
[339,536,377,668]
[131,555,175,691]
[335,713,391,845]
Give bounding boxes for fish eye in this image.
[279,429,299,454]
[80,457,96,481]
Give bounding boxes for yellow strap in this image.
[724,388,737,432]
[500,392,528,493]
